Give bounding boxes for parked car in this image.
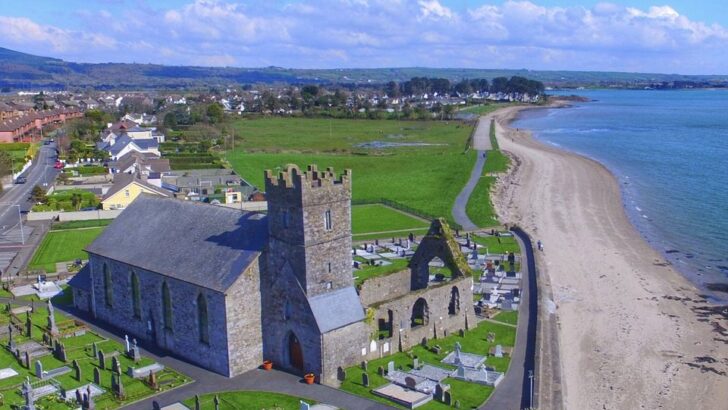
[53,161,64,169]
[14,176,26,184]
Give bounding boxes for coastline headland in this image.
[485,101,728,409]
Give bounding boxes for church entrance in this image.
[288,332,304,372]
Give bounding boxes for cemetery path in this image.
[480,227,538,410]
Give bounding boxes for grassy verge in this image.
[472,234,521,254]
[183,391,314,409]
[465,176,498,228]
[352,204,428,235]
[28,227,105,272]
[483,150,509,174]
[340,320,516,409]
[51,219,114,230]
[492,310,519,325]
[459,103,515,116]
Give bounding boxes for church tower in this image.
[265,164,354,297]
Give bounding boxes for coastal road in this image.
[480,227,538,410]
[452,115,493,231]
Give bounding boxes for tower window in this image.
[282,210,289,228]
[328,262,332,273]
[324,209,332,230]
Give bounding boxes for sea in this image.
[512,89,728,301]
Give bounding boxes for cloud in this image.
[1,0,728,73]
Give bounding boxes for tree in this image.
[384,81,400,98]
[30,185,47,204]
[206,103,224,124]
[71,193,83,211]
[163,112,177,129]
[0,151,12,178]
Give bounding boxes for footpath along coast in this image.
[487,101,728,409]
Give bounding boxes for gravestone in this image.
[387,361,395,374]
[35,360,43,378]
[435,383,444,401]
[421,337,427,347]
[214,395,220,410]
[73,360,81,380]
[456,365,465,378]
[153,402,161,410]
[124,335,131,353]
[112,357,121,375]
[378,366,385,376]
[98,351,105,369]
[75,389,83,404]
[494,345,503,358]
[413,357,420,369]
[93,367,101,385]
[131,339,141,362]
[25,313,32,337]
[471,248,478,260]
[86,386,96,410]
[22,377,34,410]
[194,394,201,410]
[148,370,158,389]
[24,351,31,368]
[404,376,417,389]
[487,332,495,343]
[299,401,310,410]
[444,391,452,406]
[361,360,367,371]
[112,373,124,398]
[455,399,461,408]
[337,367,346,381]
[92,342,98,357]
[7,324,13,348]
[459,329,465,337]
[362,372,369,387]
[47,299,58,335]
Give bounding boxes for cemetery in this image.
[181,391,330,410]
[0,297,191,409]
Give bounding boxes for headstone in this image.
[435,383,444,401]
[93,367,101,385]
[494,345,503,358]
[7,324,13,349]
[131,339,141,362]
[124,335,130,353]
[361,360,368,371]
[487,332,495,343]
[471,247,478,260]
[86,384,96,410]
[459,329,465,337]
[47,299,58,335]
[195,394,201,410]
[153,401,161,410]
[444,391,452,406]
[24,351,30,368]
[404,376,416,389]
[112,356,121,374]
[387,361,395,374]
[23,377,34,410]
[26,313,32,337]
[112,373,124,398]
[378,366,385,376]
[299,401,310,410]
[421,337,427,347]
[35,360,43,378]
[149,370,158,389]
[92,342,98,357]
[362,372,369,387]
[73,360,81,380]
[456,365,465,378]
[337,366,346,381]
[214,395,220,410]
[75,389,83,404]
[413,357,420,369]
[98,350,105,369]
[455,399,461,408]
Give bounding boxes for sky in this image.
[1,0,727,74]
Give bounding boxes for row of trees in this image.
[386,76,545,97]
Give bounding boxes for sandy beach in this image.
[487,103,728,409]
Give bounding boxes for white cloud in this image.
[2,0,728,73]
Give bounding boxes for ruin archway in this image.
[287,332,304,372]
[411,298,429,328]
[409,219,473,290]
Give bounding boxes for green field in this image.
[183,391,314,409]
[340,320,516,409]
[226,118,475,228]
[465,176,498,228]
[352,204,429,236]
[353,258,409,287]
[28,227,105,272]
[483,149,509,174]
[472,234,521,254]
[459,103,516,116]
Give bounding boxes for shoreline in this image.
[486,102,728,409]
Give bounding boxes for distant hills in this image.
[1,46,727,91]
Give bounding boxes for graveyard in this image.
[182,391,321,410]
[28,225,106,273]
[0,297,191,409]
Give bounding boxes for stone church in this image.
[70,164,474,385]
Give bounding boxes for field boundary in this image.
[352,198,462,230]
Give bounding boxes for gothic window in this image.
[411,298,429,328]
[283,299,292,320]
[103,263,113,307]
[324,209,332,230]
[448,286,460,315]
[197,293,209,344]
[131,271,141,318]
[162,282,173,332]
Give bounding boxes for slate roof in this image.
[86,194,268,292]
[68,264,91,292]
[102,172,170,200]
[308,286,365,333]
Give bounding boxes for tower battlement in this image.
[264,164,351,191]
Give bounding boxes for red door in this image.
[288,333,304,372]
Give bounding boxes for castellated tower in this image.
[265,164,353,297]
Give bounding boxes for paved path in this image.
[480,227,538,410]
[452,115,494,231]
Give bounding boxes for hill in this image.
[1,47,727,90]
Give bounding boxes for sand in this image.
[485,103,728,409]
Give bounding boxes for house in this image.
[161,169,255,200]
[110,151,170,175]
[107,135,160,159]
[121,113,157,125]
[101,172,170,210]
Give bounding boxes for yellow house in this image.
[102,173,171,210]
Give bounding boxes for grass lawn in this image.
[465,176,498,228]
[183,391,314,409]
[472,234,521,255]
[352,204,428,235]
[28,227,105,272]
[492,310,519,325]
[51,219,114,230]
[226,117,475,227]
[0,303,191,409]
[354,258,409,287]
[340,320,516,409]
[32,189,100,212]
[483,150,509,174]
[352,228,429,242]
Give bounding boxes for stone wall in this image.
[321,321,370,386]
[368,276,476,353]
[358,269,411,307]
[87,253,263,377]
[225,260,264,376]
[72,287,90,312]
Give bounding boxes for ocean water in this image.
[513,89,728,300]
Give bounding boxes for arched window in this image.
[448,286,460,315]
[197,293,209,344]
[162,282,173,332]
[103,263,113,307]
[411,298,429,328]
[283,299,292,320]
[131,271,141,318]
